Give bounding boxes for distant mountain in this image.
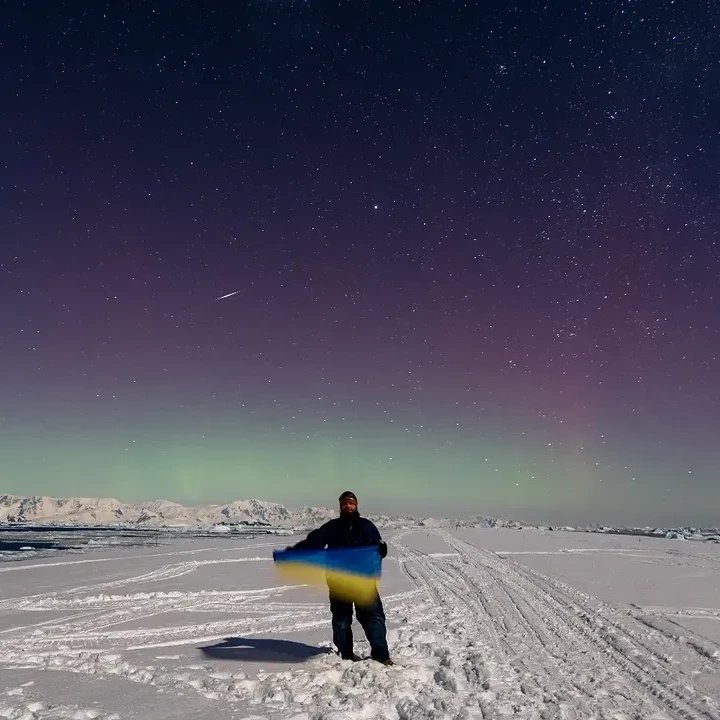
[0,494,417,529]
[2,495,715,542]
[0,494,336,528]
[0,496,131,525]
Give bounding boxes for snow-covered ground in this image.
[1,528,719,720]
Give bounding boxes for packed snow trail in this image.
[1,532,719,719]
[394,530,720,719]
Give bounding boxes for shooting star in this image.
[215,290,241,301]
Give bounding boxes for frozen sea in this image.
[1,527,719,719]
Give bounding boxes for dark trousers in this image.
[329,592,390,661]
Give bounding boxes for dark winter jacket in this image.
[292,512,388,558]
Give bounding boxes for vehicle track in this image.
[396,538,613,717]
[3,529,718,720]
[435,530,720,720]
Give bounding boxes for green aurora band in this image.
[2,414,715,528]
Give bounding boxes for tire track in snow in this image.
[0,530,509,719]
[438,530,720,720]
[424,544,601,706]
[0,541,281,574]
[467,535,720,715]
[458,551,625,704]
[0,590,312,651]
[4,529,717,719]
[395,538,608,718]
[396,545,520,717]
[0,606,329,656]
[400,539,606,713]
[0,555,270,611]
[0,547,318,659]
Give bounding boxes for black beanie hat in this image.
[339,490,357,503]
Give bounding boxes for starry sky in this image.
[1,1,719,527]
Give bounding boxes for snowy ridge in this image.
[0,494,476,531]
[1,495,717,541]
[0,495,339,529]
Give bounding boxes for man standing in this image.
[290,491,393,665]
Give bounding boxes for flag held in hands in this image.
[272,545,383,606]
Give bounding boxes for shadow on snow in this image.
[198,637,331,663]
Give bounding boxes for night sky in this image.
[2,1,719,526]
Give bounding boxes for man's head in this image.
[338,490,358,516]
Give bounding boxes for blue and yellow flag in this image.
[272,546,382,606]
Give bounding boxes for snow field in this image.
[1,529,719,719]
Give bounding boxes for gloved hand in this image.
[378,542,388,558]
[272,547,294,559]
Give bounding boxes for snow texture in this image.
[1,527,720,719]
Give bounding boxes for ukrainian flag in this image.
[272,546,382,606]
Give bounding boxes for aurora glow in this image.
[1,2,718,527]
